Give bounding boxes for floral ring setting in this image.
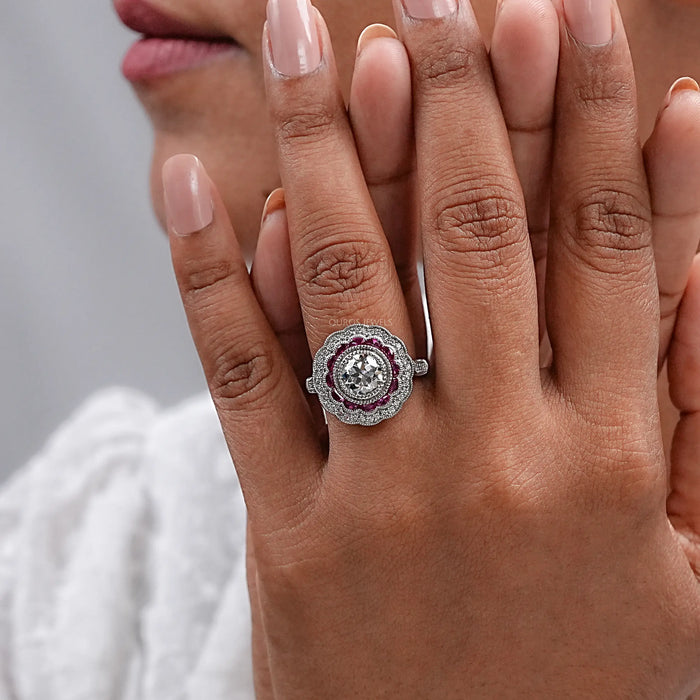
[305,324,429,426]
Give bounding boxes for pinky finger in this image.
[164,154,323,529]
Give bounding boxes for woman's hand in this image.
[249,4,700,691]
[252,0,700,380]
[164,0,700,696]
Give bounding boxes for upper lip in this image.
[114,0,235,41]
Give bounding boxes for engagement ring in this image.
[305,324,429,426]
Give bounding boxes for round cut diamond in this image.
[336,349,389,401]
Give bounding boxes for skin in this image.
[141,0,700,254]
[128,0,700,695]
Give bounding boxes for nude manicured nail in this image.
[402,0,457,20]
[261,188,286,227]
[162,154,213,236]
[357,24,398,56]
[663,76,700,110]
[562,0,613,46]
[266,0,322,76]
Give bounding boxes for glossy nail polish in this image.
[562,0,613,46]
[162,155,213,236]
[266,0,322,76]
[402,0,458,20]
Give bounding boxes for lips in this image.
[115,0,243,81]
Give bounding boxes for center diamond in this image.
[336,349,389,401]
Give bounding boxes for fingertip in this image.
[491,0,560,127]
[162,154,214,237]
[252,190,301,335]
[356,23,398,57]
[260,187,286,228]
[662,76,700,111]
[646,83,700,216]
[349,31,412,180]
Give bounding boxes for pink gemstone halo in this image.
[305,324,429,426]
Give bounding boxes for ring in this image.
[305,323,429,426]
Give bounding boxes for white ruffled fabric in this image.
[0,388,255,699]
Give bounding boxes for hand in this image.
[249,4,700,691]
[252,0,700,379]
[164,0,700,696]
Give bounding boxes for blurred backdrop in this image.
[0,3,206,479]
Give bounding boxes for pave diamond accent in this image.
[414,359,429,377]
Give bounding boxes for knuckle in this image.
[573,74,635,118]
[209,340,278,409]
[413,46,477,90]
[569,186,652,273]
[275,102,338,147]
[596,451,662,515]
[569,413,663,514]
[180,259,242,306]
[434,185,528,272]
[298,237,386,301]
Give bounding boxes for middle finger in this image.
[394,0,542,402]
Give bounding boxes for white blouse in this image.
[0,388,255,699]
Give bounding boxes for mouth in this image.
[114,0,244,82]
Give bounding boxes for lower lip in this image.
[121,37,243,82]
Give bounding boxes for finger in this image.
[393,0,541,400]
[545,0,657,400]
[668,255,700,555]
[490,0,559,342]
[250,188,327,435]
[644,78,700,370]
[164,154,323,526]
[263,2,415,368]
[349,24,427,356]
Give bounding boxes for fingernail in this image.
[260,188,286,227]
[662,76,700,110]
[162,154,213,236]
[402,0,458,20]
[357,23,398,57]
[496,0,505,18]
[562,0,613,46]
[266,0,322,76]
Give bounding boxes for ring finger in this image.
[263,0,418,436]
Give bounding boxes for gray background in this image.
[0,3,206,479]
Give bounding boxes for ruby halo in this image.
[306,323,424,426]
